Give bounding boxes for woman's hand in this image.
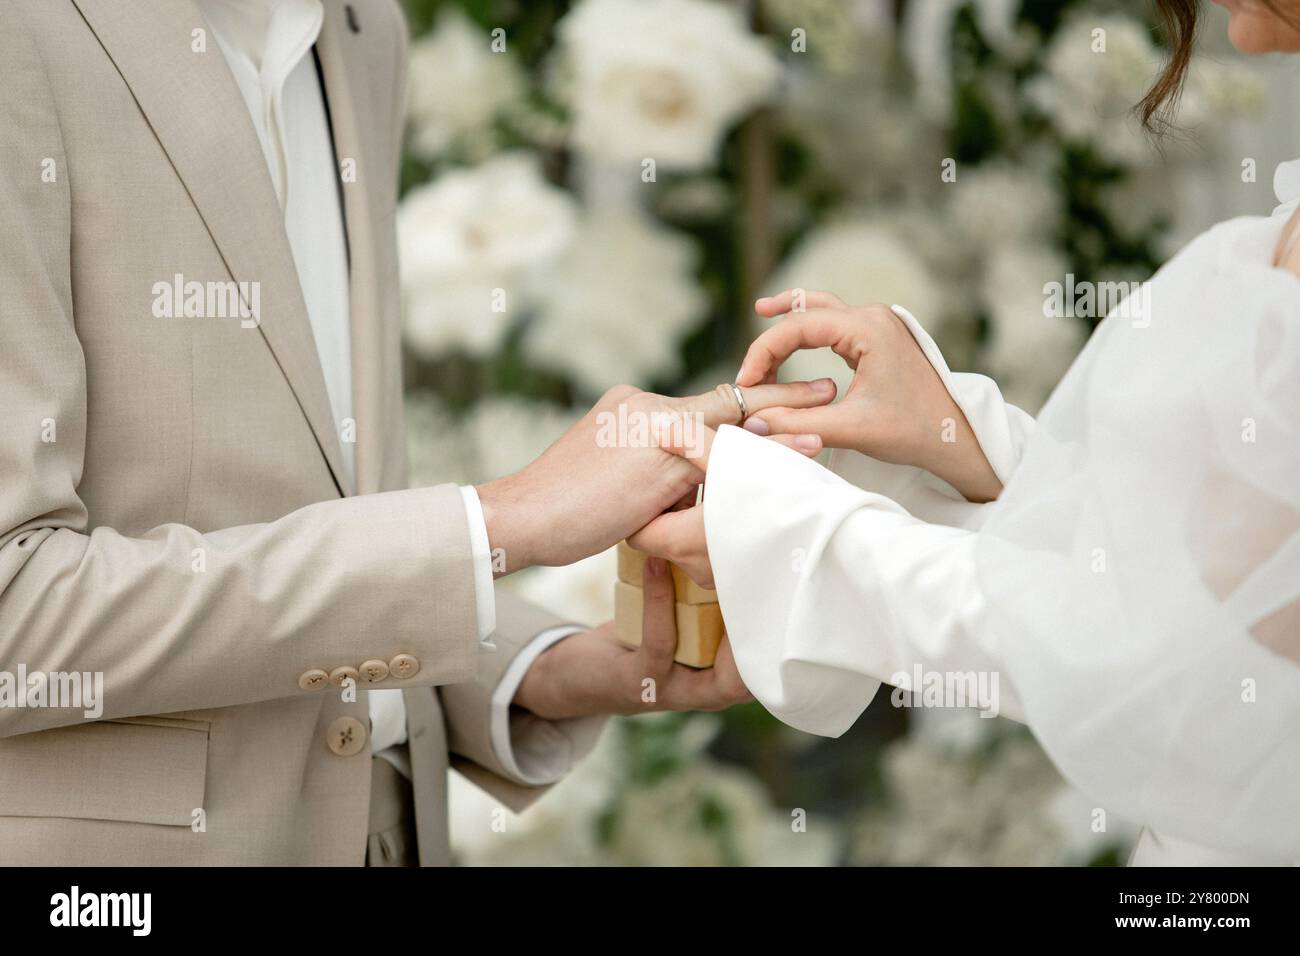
[513,557,753,718]
[629,430,822,591]
[738,289,1003,503]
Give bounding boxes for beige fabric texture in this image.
[0,0,603,866]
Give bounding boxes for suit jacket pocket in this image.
[0,716,209,826]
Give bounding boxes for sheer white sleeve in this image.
[704,209,1300,862]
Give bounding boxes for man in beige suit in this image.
[0,0,829,865]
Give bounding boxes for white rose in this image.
[555,0,780,171]
[523,206,709,395]
[1034,14,1158,166]
[950,161,1061,250]
[981,244,1086,412]
[399,154,577,359]
[406,9,523,160]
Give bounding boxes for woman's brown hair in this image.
[1139,0,1200,133]
[1142,0,1300,131]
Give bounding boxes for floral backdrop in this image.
[397,0,1263,865]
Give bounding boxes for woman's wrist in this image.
[912,405,1003,503]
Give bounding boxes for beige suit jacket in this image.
[0,0,602,865]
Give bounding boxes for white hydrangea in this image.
[463,396,579,484]
[762,220,945,395]
[449,713,839,866]
[902,0,1031,122]
[980,243,1087,412]
[854,712,1138,866]
[404,391,477,488]
[405,9,523,161]
[949,160,1061,251]
[523,206,709,395]
[399,154,577,359]
[1027,13,1159,166]
[554,0,780,171]
[503,546,618,628]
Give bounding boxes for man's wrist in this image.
[475,475,535,575]
[513,636,569,718]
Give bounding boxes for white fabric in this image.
[200,0,518,765]
[704,161,1300,865]
[490,626,586,784]
[460,485,498,649]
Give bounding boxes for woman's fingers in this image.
[736,308,866,387]
[755,288,847,318]
[744,404,858,450]
[638,558,678,679]
[628,508,713,587]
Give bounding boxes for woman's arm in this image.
[634,422,1025,736]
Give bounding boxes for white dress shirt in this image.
[199,0,577,783]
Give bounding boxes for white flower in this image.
[523,206,709,395]
[554,0,780,171]
[463,396,579,484]
[980,244,1086,412]
[762,221,944,395]
[450,711,839,866]
[405,9,523,161]
[902,0,1029,122]
[503,546,618,628]
[851,720,1134,866]
[404,392,476,488]
[950,160,1060,251]
[1029,14,1158,166]
[399,154,577,359]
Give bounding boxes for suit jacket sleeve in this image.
[440,590,607,813]
[0,24,480,737]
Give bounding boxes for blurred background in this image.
[395,0,1299,865]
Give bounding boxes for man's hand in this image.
[739,290,1003,503]
[475,380,834,574]
[512,557,752,719]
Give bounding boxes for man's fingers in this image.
[736,309,866,387]
[755,288,846,317]
[638,558,677,679]
[743,405,858,450]
[674,379,835,431]
[652,415,823,470]
[652,413,715,469]
[738,379,836,418]
[708,636,753,706]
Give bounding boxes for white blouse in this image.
[704,160,1300,866]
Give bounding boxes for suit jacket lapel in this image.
[316,1,389,497]
[71,0,350,496]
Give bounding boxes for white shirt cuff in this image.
[459,485,497,647]
[489,624,585,785]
